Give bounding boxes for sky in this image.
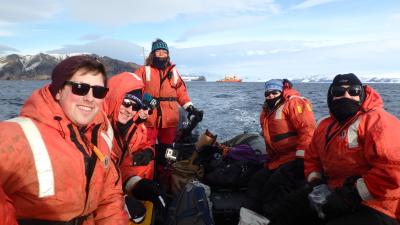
[0,0,399,81]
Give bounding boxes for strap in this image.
[272,131,298,142]
[156,97,177,101]
[18,214,89,225]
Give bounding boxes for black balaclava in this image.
[153,56,170,70]
[327,73,365,123]
[263,94,282,110]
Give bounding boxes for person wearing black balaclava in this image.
[239,79,316,224]
[271,73,400,225]
[134,39,203,185]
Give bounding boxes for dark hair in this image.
[49,55,107,97]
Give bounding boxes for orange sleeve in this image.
[286,97,316,151]
[174,68,192,108]
[304,120,326,181]
[0,186,17,225]
[361,111,400,200]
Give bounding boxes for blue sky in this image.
[0,0,399,81]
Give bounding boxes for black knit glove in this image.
[186,105,203,121]
[132,148,154,166]
[131,179,166,209]
[125,195,146,223]
[322,176,362,219]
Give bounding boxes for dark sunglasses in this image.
[265,90,281,97]
[331,85,362,97]
[122,99,142,111]
[65,81,108,99]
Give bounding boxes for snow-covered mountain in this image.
[288,73,400,83]
[0,53,140,80]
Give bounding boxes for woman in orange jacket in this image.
[273,74,400,225]
[104,72,166,223]
[240,79,316,223]
[134,39,203,163]
[0,56,127,225]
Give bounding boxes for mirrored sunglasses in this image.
[331,85,362,97]
[122,99,142,111]
[65,81,108,99]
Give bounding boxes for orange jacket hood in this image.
[19,84,108,132]
[104,72,145,123]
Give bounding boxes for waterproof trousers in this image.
[271,187,400,225]
[243,159,305,217]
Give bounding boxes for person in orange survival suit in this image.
[271,73,400,225]
[0,186,17,225]
[0,55,127,225]
[240,79,316,224]
[134,39,203,164]
[104,72,167,223]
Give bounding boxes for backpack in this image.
[166,181,214,225]
[203,145,266,189]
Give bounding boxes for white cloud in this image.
[65,0,279,24]
[47,39,144,63]
[0,0,60,22]
[79,34,102,41]
[291,0,346,10]
[0,45,19,54]
[177,15,267,41]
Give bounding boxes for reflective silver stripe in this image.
[347,117,361,148]
[100,118,114,151]
[172,67,178,86]
[274,104,285,119]
[182,101,193,110]
[129,72,142,81]
[125,176,142,193]
[307,171,322,183]
[295,149,304,157]
[145,66,151,81]
[7,117,55,198]
[356,178,373,200]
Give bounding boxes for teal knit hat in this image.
[264,79,283,92]
[151,39,169,53]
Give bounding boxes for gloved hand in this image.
[132,148,154,166]
[131,179,167,209]
[321,176,362,219]
[125,195,146,223]
[186,105,203,121]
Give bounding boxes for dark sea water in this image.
[1,80,399,141]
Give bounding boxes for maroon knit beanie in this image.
[49,55,106,98]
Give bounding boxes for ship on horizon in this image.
[216,74,242,82]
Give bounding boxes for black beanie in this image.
[331,73,362,87]
[327,73,365,109]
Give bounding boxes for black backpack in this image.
[166,181,214,225]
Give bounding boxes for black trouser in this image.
[242,159,305,217]
[271,187,400,225]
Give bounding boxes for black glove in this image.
[186,105,203,121]
[131,179,167,209]
[125,195,146,223]
[321,176,362,219]
[132,148,154,166]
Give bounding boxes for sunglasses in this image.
[265,90,281,97]
[122,99,142,111]
[331,85,362,97]
[65,81,108,99]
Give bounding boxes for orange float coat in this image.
[0,186,17,225]
[260,86,316,170]
[104,72,155,190]
[135,64,192,128]
[0,85,127,224]
[305,85,400,220]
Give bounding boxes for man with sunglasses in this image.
[104,72,167,224]
[240,79,316,224]
[0,56,127,225]
[272,73,400,225]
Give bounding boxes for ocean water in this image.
[1,80,400,141]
